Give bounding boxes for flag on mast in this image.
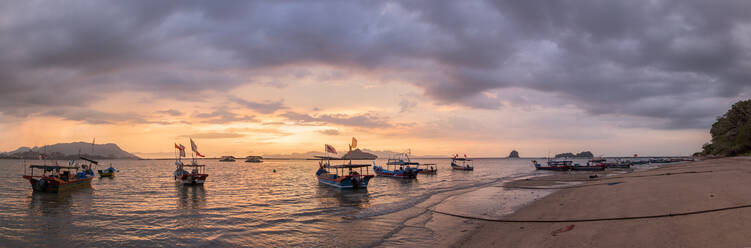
[350,137,358,150]
[175,143,186,157]
[325,144,337,154]
[190,138,205,157]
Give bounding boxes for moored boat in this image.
[245,156,263,163]
[22,158,95,193]
[219,156,236,162]
[173,139,209,185]
[573,159,606,171]
[451,154,474,171]
[316,156,374,189]
[315,139,374,189]
[417,163,438,174]
[532,160,573,171]
[373,153,422,178]
[97,164,117,177]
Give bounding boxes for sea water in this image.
[0,158,626,247]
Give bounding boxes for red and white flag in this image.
[190,138,205,157]
[325,144,337,154]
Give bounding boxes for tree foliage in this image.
[701,99,751,156]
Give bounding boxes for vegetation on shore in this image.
[554,151,594,158]
[698,99,751,156]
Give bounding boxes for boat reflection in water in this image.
[176,185,207,229]
[315,186,371,209]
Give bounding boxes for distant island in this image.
[0,142,140,160]
[554,151,594,158]
[508,150,520,158]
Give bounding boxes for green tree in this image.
[703,100,751,156]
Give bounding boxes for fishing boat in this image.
[315,140,374,189]
[573,159,606,171]
[219,156,236,162]
[97,164,117,177]
[316,156,374,189]
[417,163,438,174]
[451,154,474,171]
[173,139,209,185]
[22,157,95,193]
[607,159,632,169]
[532,160,573,171]
[245,156,263,163]
[373,153,421,178]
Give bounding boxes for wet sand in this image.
[455,157,751,248]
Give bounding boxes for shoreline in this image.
[452,157,751,247]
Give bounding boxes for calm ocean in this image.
[0,158,638,247]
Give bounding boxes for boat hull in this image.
[317,174,373,189]
[450,162,474,171]
[23,176,93,193]
[572,166,605,171]
[418,169,437,174]
[98,170,115,177]
[178,174,208,185]
[534,165,571,171]
[373,166,419,178]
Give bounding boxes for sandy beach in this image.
[456,157,751,248]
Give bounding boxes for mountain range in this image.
[0,142,140,159]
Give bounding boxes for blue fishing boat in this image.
[316,139,375,189]
[316,156,374,189]
[373,153,421,178]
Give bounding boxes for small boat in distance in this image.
[418,163,438,174]
[219,156,236,162]
[22,156,95,193]
[373,153,421,178]
[451,154,474,171]
[245,156,263,163]
[532,160,573,171]
[173,140,209,185]
[98,164,117,177]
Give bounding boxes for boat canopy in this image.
[29,165,79,170]
[314,156,374,161]
[79,156,99,165]
[452,158,472,161]
[328,164,371,168]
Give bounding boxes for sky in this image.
[1,0,750,158]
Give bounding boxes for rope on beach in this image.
[429,203,751,223]
[611,170,713,179]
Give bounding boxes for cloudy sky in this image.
[1,0,749,158]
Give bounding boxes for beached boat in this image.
[451,155,474,171]
[245,156,263,163]
[532,160,573,171]
[219,156,236,162]
[173,139,209,185]
[22,158,95,193]
[607,159,632,169]
[417,163,438,174]
[573,159,606,171]
[316,156,374,189]
[373,153,422,178]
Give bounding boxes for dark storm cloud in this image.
[1,0,749,128]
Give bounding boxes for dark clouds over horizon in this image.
[1,0,750,129]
